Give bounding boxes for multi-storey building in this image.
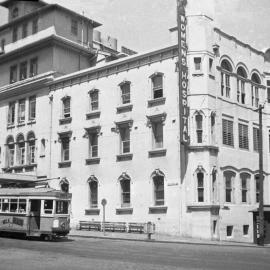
[0,0,270,243]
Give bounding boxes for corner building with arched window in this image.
[1,0,270,243]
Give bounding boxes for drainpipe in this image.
[49,92,54,179]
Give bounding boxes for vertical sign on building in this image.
[177,0,189,179]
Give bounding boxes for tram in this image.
[0,187,72,240]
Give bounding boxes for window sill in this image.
[147,97,166,107]
[7,124,15,129]
[148,148,166,158]
[27,120,36,125]
[209,74,215,79]
[149,206,167,214]
[2,163,37,173]
[17,123,26,127]
[187,204,220,211]
[85,208,100,215]
[188,145,219,152]
[85,157,100,165]
[116,153,133,161]
[39,154,45,158]
[116,103,133,113]
[86,110,101,120]
[116,207,133,215]
[59,117,72,125]
[58,161,71,168]
[192,71,204,76]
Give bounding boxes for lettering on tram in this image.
[0,187,72,240]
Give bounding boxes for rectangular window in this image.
[152,75,163,99]
[225,74,230,98]
[197,173,204,202]
[32,18,38,34]
[89,181,98,208]
[71,19,78,35]
[10,65,17,83]
[7,145,15,167]
[255,176,260,203]
[267,81,270,103]
[56,201,68,214]
[12,26,18,42]
[152,121,163,149]
[121,83,131,104]
[44,200,53,214]
[1,39,5,52]
[121,180,130,207]
[154,176,164,206]
[62,97,71,118]
[241,177,249,203]
[238,123,249,150]
[89,133,98,158]
[30,57,38,77]
[196,114,203,143]
[240,80,245,104]
[255,87,259,108]
[226,225,233,237]
[222,119,234,146]
[22,22,28,38]
[209,58,213,73]
[29,96,36,121]
[194,57,201,71]
[90,91,99,111]
[8,102,16,126]
[221,72,224,96]
[18,99,26,124]
[253,127,259,152]
[18,199,26,213]
[18,142,25,165]
[225,176,232,203]
[119,126,130,154]
[19,61,27,80]
[243,225,249,236]
[61,137,70,161]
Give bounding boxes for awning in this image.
[0,173,38,185]
[249,205,270,212]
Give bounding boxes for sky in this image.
[0,0,269,53]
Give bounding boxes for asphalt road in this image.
[0,235,270,270]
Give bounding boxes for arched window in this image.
[6,136,15,167]
[60,178,69,193]
[224,171,235,203]
[27,132,36,164]
[150,73,163,99]
[220,60,232,98]
[237,66,247,104]
[16,134,25,165]
[118,173,131,207]
[210,112,216,144]
[88,176,98,208]
[12,7,18,19]
[212,168,217,203]
[197,172,204,202]
[195,113,203,143]
[240,173,250,203]
[251,73,261,108]
[152,169,165,206]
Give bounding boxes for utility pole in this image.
[258,104,264,246]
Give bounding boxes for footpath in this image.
[69,229,270,248]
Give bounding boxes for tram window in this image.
[56,201,68,214]
[10,199,18,212]
[44,200,53,214]
[2,199,9,212]
[0,199,2,211]
[18,199,26,213]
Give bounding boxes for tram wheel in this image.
[42,235,52,241]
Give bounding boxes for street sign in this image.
[101,199,107,206]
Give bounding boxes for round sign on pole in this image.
[101,199,107,206]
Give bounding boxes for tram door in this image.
[29,199,41,231]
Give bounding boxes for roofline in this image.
[0,3,101,32]
[0,0,47,8]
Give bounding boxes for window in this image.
[6,136,15,167]
[32,18,38,34]
[40,138,46,157]
[224,171,235,203]
[120,178,131,207]
[18,99,26,124]
[18,199,26,213]
[195,114,203,143]
[120,82,131,104]
[71,19,78,35]
[89,133,98,158]
[212,169,218,203]
[89,90,99,111]
[253,127,259,152]
[240,173,250,203]
[30,57,38,77]
[16,134,25,165]
[255,175,260,203]
[1,39,5,52]
[251,73,261,108]
[243,225,249,236]
[44,200,53,214]
[22,22,28,38]
[56,201,68,214]
[151,74,163,99]
[27,132,36,164]
[197,172,204,202]
[226,225,233,237]
[153,175,164,206]
[194,57,202,71]
[152,121,163,149]
[238,123,249,150]
[119,126,130,154]
[209,58,213,74]
[220,60,232,97]
[10,199,17,212]
[222,119,234,146]
[12,26,18,42]
[10,65,17,83]
[237,67,247,104]
[29,96,36,121]
[267,80,270,103]
[61,137,70,161]
[89,180,98,208]
[211,113,216,144]
[62,97,71,118]
[12,7,18,19]
[19,61,27,80]
[8,102,16,126]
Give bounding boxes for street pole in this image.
[258,104,264,246]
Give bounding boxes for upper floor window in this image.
[30,57,38,77]
[118,124,131,154]
[18,99,26,124]
[8,102,15,126]
[89,90,99,111]
[89,132,98,158]
[62,96,71,119]
[32,18,38,34]
[10,65,17,84]
[153,174,165,206]
[210,112,216,144]
[238,123,249,150]
[12,7,19,19]
[209,58,213,74]
[19,61,27,80]
[61,137,70,161]
[197,172,204,202]
[71,19,78,35]
[29,96,36,121]
[194,57,202,72]
[195,114,203,143]
[251,73,261,108]
[224,171,235,203]
[222,119,234,147]
[240,173,250,203]
[151,73,163,99]
[255,175,260,203]
[237,67,247,104]
[267,80,270,103]
[16,134,25,165]
[22,22,28,38]
[27,132,36,164]
[6,136,15,167]
[1,39,5,52]
[88,177,98,208]
[253,127,259,152]
[119,174,131,207]
[120,81,131,104]
[12,26,18,42]
[220,60,232,98]
[212,169,218,203]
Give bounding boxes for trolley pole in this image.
[258,104,264,246]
